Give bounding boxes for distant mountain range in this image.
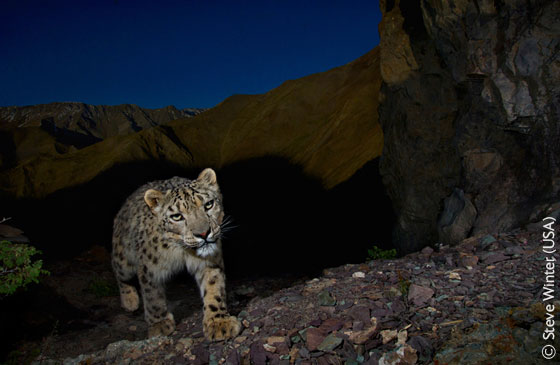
[0,103,205,171]
[0,103,205,147]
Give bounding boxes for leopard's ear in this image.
[197,168,218,186]
[144,189,164,213]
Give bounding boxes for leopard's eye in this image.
[170,213,184,222]
[204,200,214,211]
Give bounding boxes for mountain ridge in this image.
[0,47,383,198]
[0,102,205,140]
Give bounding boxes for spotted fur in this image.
[111,168,241,340]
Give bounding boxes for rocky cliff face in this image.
[378,0,559,253]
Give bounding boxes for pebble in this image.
[317,290,336,306]
[175,337,193,351]
[379,344,418,365]
[479,235,497,247]
[348,317,378,345]
[319,318,343,333]
[266,336,285,345]
[380,329,398,344]
[249,342,266,364]
[481,252,509,264]
[460,254,479,267]
[305,328,326,351]
[348,305,371,323]
[448,272,461,280]
[407,284,435,307]
[317,334,343,352]
[299,347,310,358]
[263,344,276,353]
[396,330,407,345]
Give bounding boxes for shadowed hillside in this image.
[0,48,382,199]
[168,47,383,189]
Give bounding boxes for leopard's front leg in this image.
[138,265,176,337]
[199,266,241,341]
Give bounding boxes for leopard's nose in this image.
[195,228,211,240]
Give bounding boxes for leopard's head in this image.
[144,168,225,257]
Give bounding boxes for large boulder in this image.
[378,0,560,253]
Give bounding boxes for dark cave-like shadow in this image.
[0,282,91,359]
[2,155,395,276]
[218,156,395,277]
[0,130,18,170]
[1,159,191,261]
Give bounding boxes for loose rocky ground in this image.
[5,221,560,365]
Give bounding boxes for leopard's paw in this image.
[203,315,241,341]
[148,314,175,338]
[120,287,139,312]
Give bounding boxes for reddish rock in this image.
[460,254,479,268]
[319,318,344,333]
[481,252,509,265]
[275,342,290,356]
[408,284,435,307]
[348,306,371,323]
[250,342,268,365]
[305,328,327,351]
[225,350,240,365]
[379,344,418,365]
[349,325,378,345]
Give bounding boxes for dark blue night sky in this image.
[1,1,381,109]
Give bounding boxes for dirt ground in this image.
[1,244,308,364]
[3,223,560,365]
